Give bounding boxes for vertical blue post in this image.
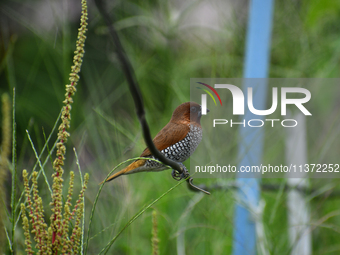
[233,0,274,255]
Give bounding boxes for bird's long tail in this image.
[100,159,146,184]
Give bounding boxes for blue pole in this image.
[233,0,274,255]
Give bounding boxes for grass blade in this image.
[10,88,16,254]
[74,147,85,255]
[84,157,171,255]
[26,130,52,195]
[14,108,62,213]
[99,177,186,255]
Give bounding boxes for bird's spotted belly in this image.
[145,124,202,170]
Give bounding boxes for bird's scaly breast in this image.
[161,124,202,162]
[145,124,203,169]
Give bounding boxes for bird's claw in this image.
[171,164,190,181]
[171,169,181,180]
[171,166,210,195]
[171,168,189,181]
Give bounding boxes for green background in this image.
[1,0,340,254]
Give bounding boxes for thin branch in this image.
[10,88,16,254]
[94,0,209,194]
[94,0,182,173]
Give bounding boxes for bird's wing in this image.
[140,122,190,157]
[101,122,189,183]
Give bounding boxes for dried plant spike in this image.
[70,173,89,220]
[1,93,11,162]
[21,203,34,255]
[31,171,48,252]
[20,0,89,254]
[70,202,84,254]
[66,171,75,219]
[0,93,11,253]
[49,0,88,251]
[151,210,159,255]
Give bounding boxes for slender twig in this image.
[94,0,182,173]
[10,88,16,254]
[94,0,209,194]
[15,108,62,214]
[26,130,52,195]
[73,148,85,255]
[5,227,12,251]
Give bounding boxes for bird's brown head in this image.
[170,102,208,125]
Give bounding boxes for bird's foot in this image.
[171,164,210,195]
[171,169,182,180]
[171,163,189,181]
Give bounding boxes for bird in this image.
[102,101,209,183]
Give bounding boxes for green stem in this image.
[10,88,16,254]
[100,178,186,255]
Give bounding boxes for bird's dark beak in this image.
[198,106,209,117]
[198,108,209,117]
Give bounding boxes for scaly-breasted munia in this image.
[102,102,208,182]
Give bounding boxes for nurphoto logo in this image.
[190,78,334,179]
[196,82,312,128]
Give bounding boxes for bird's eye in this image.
[190,106,197,113]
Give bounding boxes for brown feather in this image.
[140,122,190,157]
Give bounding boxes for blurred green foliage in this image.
[1,0,340,254]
